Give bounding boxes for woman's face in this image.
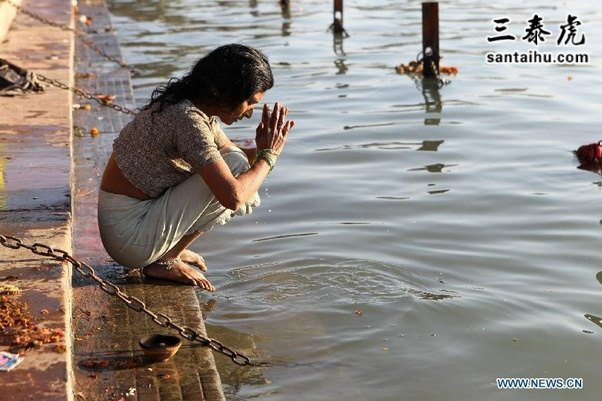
[219,92,265,125]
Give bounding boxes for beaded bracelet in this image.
[255,149,278,172]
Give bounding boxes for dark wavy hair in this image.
[143,44,274,112]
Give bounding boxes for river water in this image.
[105,1,602,399]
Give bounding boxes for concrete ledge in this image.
[0,0,22,43]
[0,0,74,400]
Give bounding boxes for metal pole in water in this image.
[333,0,344,34]
[422,2,439,78]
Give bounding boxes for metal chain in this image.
[4,0,139,75]
[36,73,138,115]
[0,234,269,367]
[77,34,139,76]
[416,48,450,89]
[5,0,77,33]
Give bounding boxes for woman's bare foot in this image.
[142,259,215,291]
[180,249,207,272]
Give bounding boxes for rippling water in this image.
[106,1,602,399]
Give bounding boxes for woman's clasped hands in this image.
[255,102,295,157]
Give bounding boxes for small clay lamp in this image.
[139,334,181,361]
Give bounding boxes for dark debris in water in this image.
[584,314,602,329]
[409,289,456,301]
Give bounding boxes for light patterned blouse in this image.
[113,99,228,198]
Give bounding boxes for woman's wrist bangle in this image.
[258,148,279,157]
[255,149,278,172]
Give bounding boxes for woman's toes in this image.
[195,279,207,290]
[203,280,215,292]
[191,272,214,292]
[142,259,214,290]
[194,277,212,291]
[201,279,215,292]
[180,250,208,272]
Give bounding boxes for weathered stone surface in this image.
[0,0,74,400]
[70,1,225,400]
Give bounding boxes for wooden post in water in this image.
[422,2,439,78]
[280,0,291,19]
[333,0,344,34]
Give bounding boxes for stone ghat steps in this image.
[71,1,226,400]
[0,0,227,399]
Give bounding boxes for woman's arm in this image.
[200,155,270,210]
[200,103,294,210]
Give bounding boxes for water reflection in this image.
[585,272,602,330]
[201,298,269,397]
[579,164,602,175]
[253,232,319,243]
[249,0,258,17]
[417,140,444,151]
[200,298,217,319]
[427,188,450,195]
[332,33,347,74]
[596,271,602,285]
[206,323,270,395]
[280,0,291,36]
[334,57,348,75]
[585,313,602,329]
[315,140,443,152]
[407,163,457,173]
[576,141,602,175]
[421,78,442,125]
[409,288,456,300]
[108,0,190,25]
[583,271,602,331]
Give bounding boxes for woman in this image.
[97,44,295,292]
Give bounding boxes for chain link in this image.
[35,73,138,115]
[77,34,139,76]
[0,234,268,367]
[4,0,139,75]
[415,48,450,89]
[0,6,139,117]
[5,0,77,33]
[152,312,173,328]
[0,235,22,249]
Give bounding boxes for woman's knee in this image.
[220,147,250,176]
[220,145,243,155]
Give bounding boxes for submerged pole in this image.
[333,0,344,34]
[422,2,439,78]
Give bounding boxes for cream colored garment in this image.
[97,148,260,268]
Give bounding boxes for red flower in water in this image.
[576,141,602,166]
